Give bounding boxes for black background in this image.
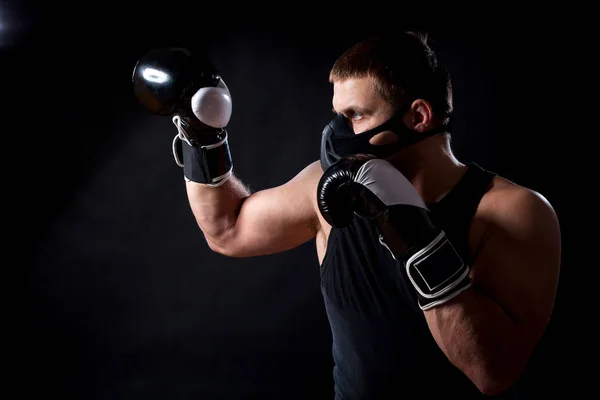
[6,1,584,398]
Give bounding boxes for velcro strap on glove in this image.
[172,116,233,186]
[405,231,472,310]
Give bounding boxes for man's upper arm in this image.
[222,161,323,257]
[471,187,561,344]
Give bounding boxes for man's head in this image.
[320,31,453,170]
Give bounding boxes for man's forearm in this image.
[423,286,529,395]
[185,175,251,243]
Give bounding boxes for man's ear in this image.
[409,99,434,132]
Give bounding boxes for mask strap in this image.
[379,106,452,139]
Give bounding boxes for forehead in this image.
[332,76,381,112]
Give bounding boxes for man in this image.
[132,32,561,398]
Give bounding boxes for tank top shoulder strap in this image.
[431,163,496,214]
[428,162,496,264]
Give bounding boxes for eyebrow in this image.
[332,105,370,115]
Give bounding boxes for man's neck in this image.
[388,135,467,204]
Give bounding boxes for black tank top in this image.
[320,163,523,399]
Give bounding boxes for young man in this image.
[133,32,561,399]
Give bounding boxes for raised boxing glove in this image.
[132,47,233,186]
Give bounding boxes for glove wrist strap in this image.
[404,230,472,310]
[172,116,233,187]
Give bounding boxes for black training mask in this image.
[320,106,449,171]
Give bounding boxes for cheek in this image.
[368,130,398,146]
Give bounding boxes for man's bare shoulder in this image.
[296,161,333,240]
[478,175,557,222]
[287,160,326,234]
[470,174,560,262]
[292,160,324,197]
[298,160,325,181]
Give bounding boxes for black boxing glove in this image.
[132,47,233,186]
[317,155,472,310]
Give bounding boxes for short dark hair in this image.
[329,31,452,125]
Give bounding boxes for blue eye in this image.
[352,112,362,120]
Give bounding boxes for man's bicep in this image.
[470,189,561,338]
[227,161,323,257]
